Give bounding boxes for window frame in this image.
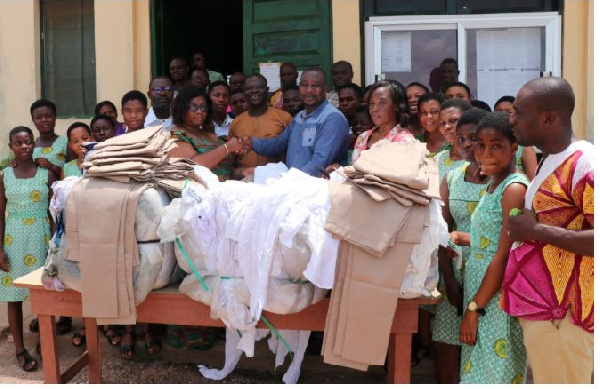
[364,12,561,86]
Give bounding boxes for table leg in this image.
[38,314,61,384]
[387,332,412,384]
[84,318,102,383]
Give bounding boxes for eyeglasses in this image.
[151,86,173,92]
[188,103,209,112]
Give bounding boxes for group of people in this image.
[0,51,593,385]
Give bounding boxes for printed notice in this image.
[381,31,412,72]
[476,28,542,107]
[259,62,281,92]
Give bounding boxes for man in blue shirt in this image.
[241,67,349,177]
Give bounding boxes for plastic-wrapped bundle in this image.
[43,186,178,305]
[399,198,449,299]
[179,274,327,317]
[157,166,335,381]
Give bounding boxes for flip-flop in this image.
[16,349,38,372]
[144,338,162,355]
[72,332,86,347]
[102,327,121,347]
[119,332,136,360]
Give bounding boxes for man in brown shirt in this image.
[229,73,292,172]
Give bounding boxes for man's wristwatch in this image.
[467,301,486,317]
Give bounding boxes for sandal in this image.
[144,338,162,356]
[56,316,73,335]
[102,326,121,347]
[119,331,136,360]
[72,330,86,347]
[29,318,39,333]
[16,349,38,372]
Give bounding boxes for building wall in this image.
[0,0,151,157]
[331,0,362,85]
[0,0,40,155]
[562,0,593,141]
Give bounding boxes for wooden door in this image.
[243,0,333,87]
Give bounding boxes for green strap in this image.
[176,238,209,292]
[175,237,295,357]
[260,315,294,359]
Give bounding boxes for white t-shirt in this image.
[145,107,173,131]
[213,115,233,138]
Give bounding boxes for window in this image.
[365,13,561,107]
[41,0,96,117]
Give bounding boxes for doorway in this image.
[151,0,244,80]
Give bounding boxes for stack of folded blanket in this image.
[82,125,204,197]
[340,140,439,205]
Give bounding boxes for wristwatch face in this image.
[468,301,478,311]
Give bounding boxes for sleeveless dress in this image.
[33,135,68,168]
[420,142,454,314]
[432,164,489,346]
[437,148,468,184]
[62,159,82,178]
[170,129,232,181]
[0,167,51,301]
[460,173,528,383]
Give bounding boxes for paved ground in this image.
[0,302,436,384]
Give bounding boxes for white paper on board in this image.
[381,31,412,72]
[476,27,542,107]
[259,62,281,92]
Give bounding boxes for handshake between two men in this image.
[223,136,253,156]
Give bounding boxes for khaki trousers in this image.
[519,311,594,384]
[323,204,427,369]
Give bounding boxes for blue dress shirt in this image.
[252,100,349,177]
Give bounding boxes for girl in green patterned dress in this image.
[60,122,94,179]
[436,98,473,184]
[27,100,74,337]
[30,99,72,179]
[433,108,489,383]
[412,92,447,365]
[459,112,528,383]
[0,127,56,371]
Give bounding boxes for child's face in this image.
[439,107,462,144]
[9,132,35,160]
[98,104,119,122]
[230,93,248,116]
[69,127,93,158]
[122,100,147,131]
[91,119,116,142]
[31,106,56,135]
[475,127,517,176]
[353,112,374,135]
[419,100,441,134]
[456,123,478,162]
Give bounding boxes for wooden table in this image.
[15,268,437,384]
